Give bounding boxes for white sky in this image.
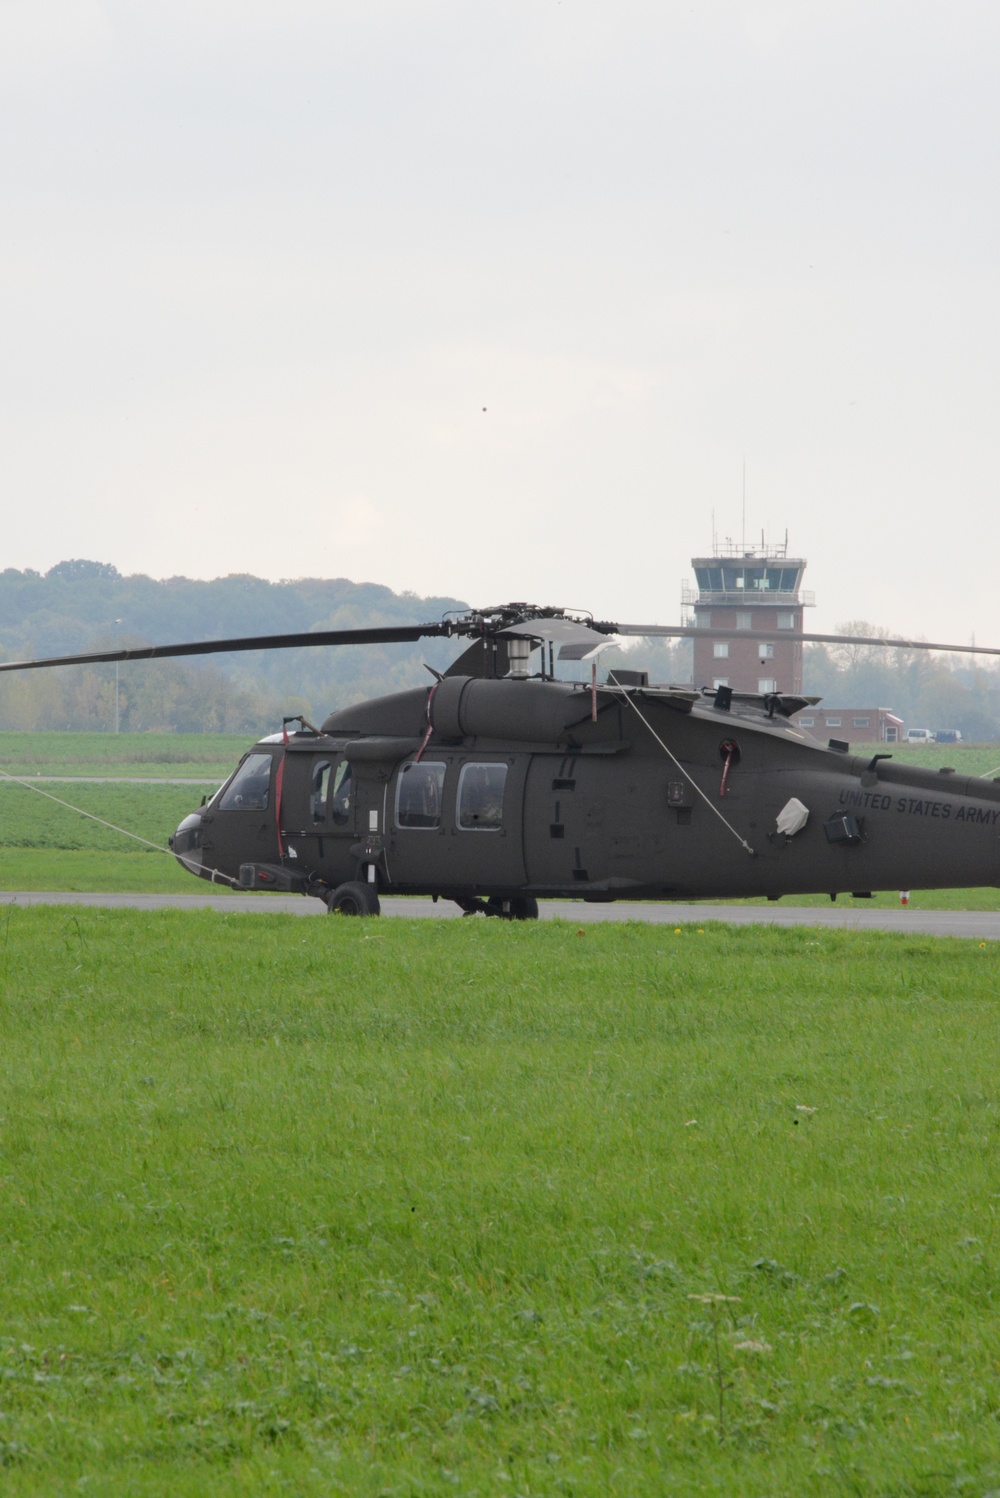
[1,1,998,644]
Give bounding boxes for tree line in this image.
[0,560,466,733]
[1,564,997,739]
[799,623,999,740]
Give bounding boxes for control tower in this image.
[682,534,813,694]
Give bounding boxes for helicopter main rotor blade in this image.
[0,621,454,674]
[612,624,1000,658]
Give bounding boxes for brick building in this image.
[685,537,813,694]
[793,706,903,744]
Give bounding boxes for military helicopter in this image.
[3,602,1000,917]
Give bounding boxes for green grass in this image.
[0,850,228,893]
[0,732,998,781]
[856,742,1000,777]
[0,781,213,852]
[1,913,999,1494]
[0,730,250,779]
[723,887,1000,911]
[0,781,220,893]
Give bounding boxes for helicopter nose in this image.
[170,811,204,872]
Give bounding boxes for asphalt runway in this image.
[2,890,998,939]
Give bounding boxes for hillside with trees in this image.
[1,565,996,738]
[0,561,467,733]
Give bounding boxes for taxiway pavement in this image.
[1,891,997,940]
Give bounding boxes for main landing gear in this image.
[321,884,539,920]
[454,895,540,920]
[324,881,381,916]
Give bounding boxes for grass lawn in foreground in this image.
[1,910,999,1494]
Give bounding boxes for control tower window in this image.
[713,642,730,659]
[712,677,729,690]
[695,611,711,628]
[777,612,796,630]
[759,642,775,659]
[758,677,778,694]
[735,613,751,629]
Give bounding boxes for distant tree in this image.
[46,559,121,581]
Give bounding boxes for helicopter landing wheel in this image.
[485,895,539,921]
[325,881,381,917]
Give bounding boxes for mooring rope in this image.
[0,769,241,887]
[605,675,755,856]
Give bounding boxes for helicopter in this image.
[3,601,1000,917]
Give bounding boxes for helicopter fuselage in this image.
[169,675,1000,908]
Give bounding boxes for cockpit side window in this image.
[330,759,352,826]
[395,761,446,829]
[457,763,507,830]
[311,761,331,822]
[219,752,273,811]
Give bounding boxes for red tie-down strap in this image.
[413,682,439,764]
[719,739,739,798]
[274,750,286,858]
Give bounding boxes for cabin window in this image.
[713,642,730,659]
[330,759,352,826]
[219,752,272,811]
[853,717,870,728]
[311,761,331,822]
[396,761,446,829]
[798,716,815,727]
[825,716,842,727]
[457,763,507,830]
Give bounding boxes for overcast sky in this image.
[2,1,998,645]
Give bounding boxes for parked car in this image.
[933,729,963,743]
[905,728,935,745]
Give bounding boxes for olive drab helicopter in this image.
[3,602,1000,917]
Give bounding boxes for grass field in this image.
[1,911,998,1494]
[0,780,223,894]
[0,730,249,781]
[0,732,997,781]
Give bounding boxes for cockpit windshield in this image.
[219,752,273,811]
